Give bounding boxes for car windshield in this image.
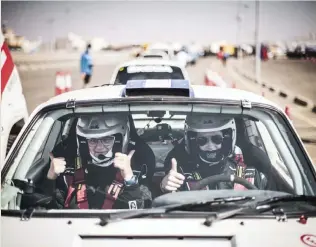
[114,65,184,85]
[1,101,315,212]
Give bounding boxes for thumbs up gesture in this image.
[160,158,185,193]
[114,150,135,180]
[47,152,66,180]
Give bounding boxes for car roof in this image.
[141,51,169,57]
[31,85,282,118]
[117,59,182,67]
[147,43,172,50]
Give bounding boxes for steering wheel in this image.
[191,174,258,190]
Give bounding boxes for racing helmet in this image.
[76,113,130,167]
[184,114,236,165]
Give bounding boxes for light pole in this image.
[254,0,261,84]
[236,2,249,59]
[47,18,55,52]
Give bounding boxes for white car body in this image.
[139,51,170,60]
[7,85,301,134]
[2,84,316,246]
[187,43,204,57]
[172,42,183,52]
[0,34,29,167]
[2,214,316,247]
[176,51,189,67]
[146,43,175,60]
[109,59,190,85]
[3,84,312,170]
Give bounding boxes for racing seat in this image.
[234,117,294,193]
[128,115,156,188]
[241,141,293,193]
[148,123,176,168]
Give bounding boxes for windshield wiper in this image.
[162,196,255,227]
[254,195,316,221]
[202,207,246,227]
[256,195,316,210]
[20,207,36,221]
[98,208,165,226]
[98,196,255,226]
[163,196,255,212]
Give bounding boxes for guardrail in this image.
[233,66,316,115]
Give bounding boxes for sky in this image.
[2,1,316,44]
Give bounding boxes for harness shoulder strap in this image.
[187,171,209,190]
[232,151,256,190]
[65,156,125,209]
[64,156,89,209]
[102,170,124,209]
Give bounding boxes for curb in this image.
[268,87,275,92]
[279,91,288,98]
[234,66,316,115]
[293,97,309,107]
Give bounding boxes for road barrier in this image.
[233,66,316,115]
[55,71,72,95]
[204,69,235,88]
[285,106,291,119]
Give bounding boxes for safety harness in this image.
[183,152,255,191]
[64,156,124,209]
[186,171,209,190]
[233,153,255,190]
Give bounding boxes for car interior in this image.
[14,110,296,210]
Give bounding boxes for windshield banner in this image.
[127,65,173,73]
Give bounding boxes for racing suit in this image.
[162,141,266,192]
[41,136,154,210]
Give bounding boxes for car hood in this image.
[2,214,316,247]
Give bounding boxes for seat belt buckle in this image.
[107,181,123,200]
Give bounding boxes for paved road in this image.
[17,56,316,164]
[19,53,130,112]
[14,51,132,72]
[205,57,316,164]
[12,50,132,64]
[234,58,316,102]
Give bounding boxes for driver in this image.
[43,113,152,209]
[160,114,265,193]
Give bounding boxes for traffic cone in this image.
[55,71,66,95]
[204,73,215,86]
[204,74,209,85]
[64,71,72,92]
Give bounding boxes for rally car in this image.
[146,42,175,60]
[1,80,316,246]
[109,59,190,85]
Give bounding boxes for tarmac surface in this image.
[233,57,316,102]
